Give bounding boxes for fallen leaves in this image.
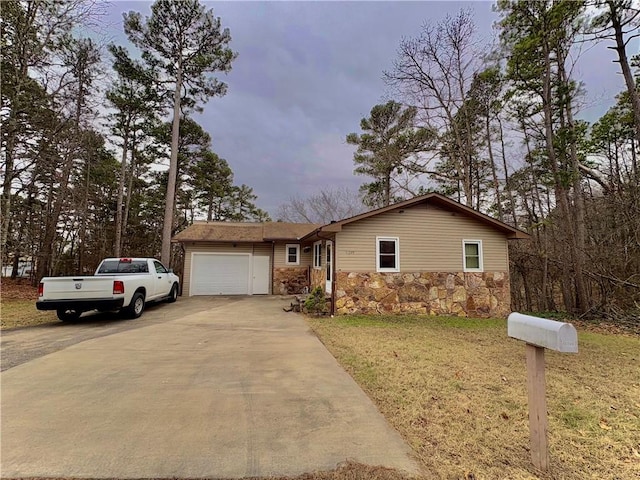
[599,418,612,430]
[1,278,38,300]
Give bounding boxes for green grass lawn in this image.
[1,299,56,329]
[307,315,640,480]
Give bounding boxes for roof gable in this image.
[301,193,529,240]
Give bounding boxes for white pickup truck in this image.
[36,258,180,322]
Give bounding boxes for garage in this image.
[173,221,320,297]
[190,253,269,296]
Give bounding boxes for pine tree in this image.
[346,101,434,207]
[123,0,236,265]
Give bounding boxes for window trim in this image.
[462,239,483,272]
[285,243,300,266]
[313,241,322,269]
[376,236,400,273]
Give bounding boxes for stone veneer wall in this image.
[335,271,510,318]
[310,268,325,291]
[273,267,309,295]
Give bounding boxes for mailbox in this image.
[508,312,578,353]
[508,312,578,471]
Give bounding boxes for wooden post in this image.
[526,343,548,470]
[509,313,577,471]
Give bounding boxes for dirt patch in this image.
[307,315,640,480]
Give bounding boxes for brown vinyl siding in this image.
[182,242,272,296]
[335,204,508,272]
[273,242,313,268]
[252,243,272,257]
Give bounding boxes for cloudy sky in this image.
[101,1,632,217]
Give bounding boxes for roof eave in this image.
[263,237,303,242]
[507,231,531,239]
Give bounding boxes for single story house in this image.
[172,193,529,318]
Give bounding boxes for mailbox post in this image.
[507,313,578,471]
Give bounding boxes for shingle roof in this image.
[172,222,320,243]
[263,222,320,240]
[172,193,529,244]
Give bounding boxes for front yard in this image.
[307,315,640,480]
[3,281,638,479]
[1,279,56,330]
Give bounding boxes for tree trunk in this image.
[498,117,518,226]
[486,115,503,221]
[36,146,75,280]
[122,141,137,253]
[1,115,17,249]
[37,38,88,279]
[558,54,590,313]
[1,1,34,250]
[10,252,20,280]
[384,173,391,206]
[541,38,576,312]
[207,198,213,221]
[161,65,183,265]
[114,123,130,258]
[77,149,91,273]
[609,0,640,145]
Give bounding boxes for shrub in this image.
[304,286,327,315]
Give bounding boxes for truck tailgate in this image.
[40,277,117,300]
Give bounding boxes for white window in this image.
[313,241,322,269]
[463,240,483,272]
[376,237,399,272]
[285,244,300,265]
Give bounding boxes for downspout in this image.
[271,241,275,295]
[178,242,186,296]
[331,235,336,317]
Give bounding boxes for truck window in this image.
[154,261,168,274]
[98,260,149,274]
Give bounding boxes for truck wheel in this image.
[57,308,82,322]
[167,284,178,303]
[125,292,145,319]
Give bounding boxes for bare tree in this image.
[276,187,367,224]
[384,9,485,206]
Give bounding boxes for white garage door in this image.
[191,254,251,295]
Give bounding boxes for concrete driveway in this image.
[1,296,419,478]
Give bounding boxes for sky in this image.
[99,1,633,217]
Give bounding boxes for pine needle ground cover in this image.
[306,315,640,480]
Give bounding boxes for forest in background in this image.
[2,0,268,282]
[286,1,640,319]
[2,0,639,319]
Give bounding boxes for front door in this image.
[325,240,333,294]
